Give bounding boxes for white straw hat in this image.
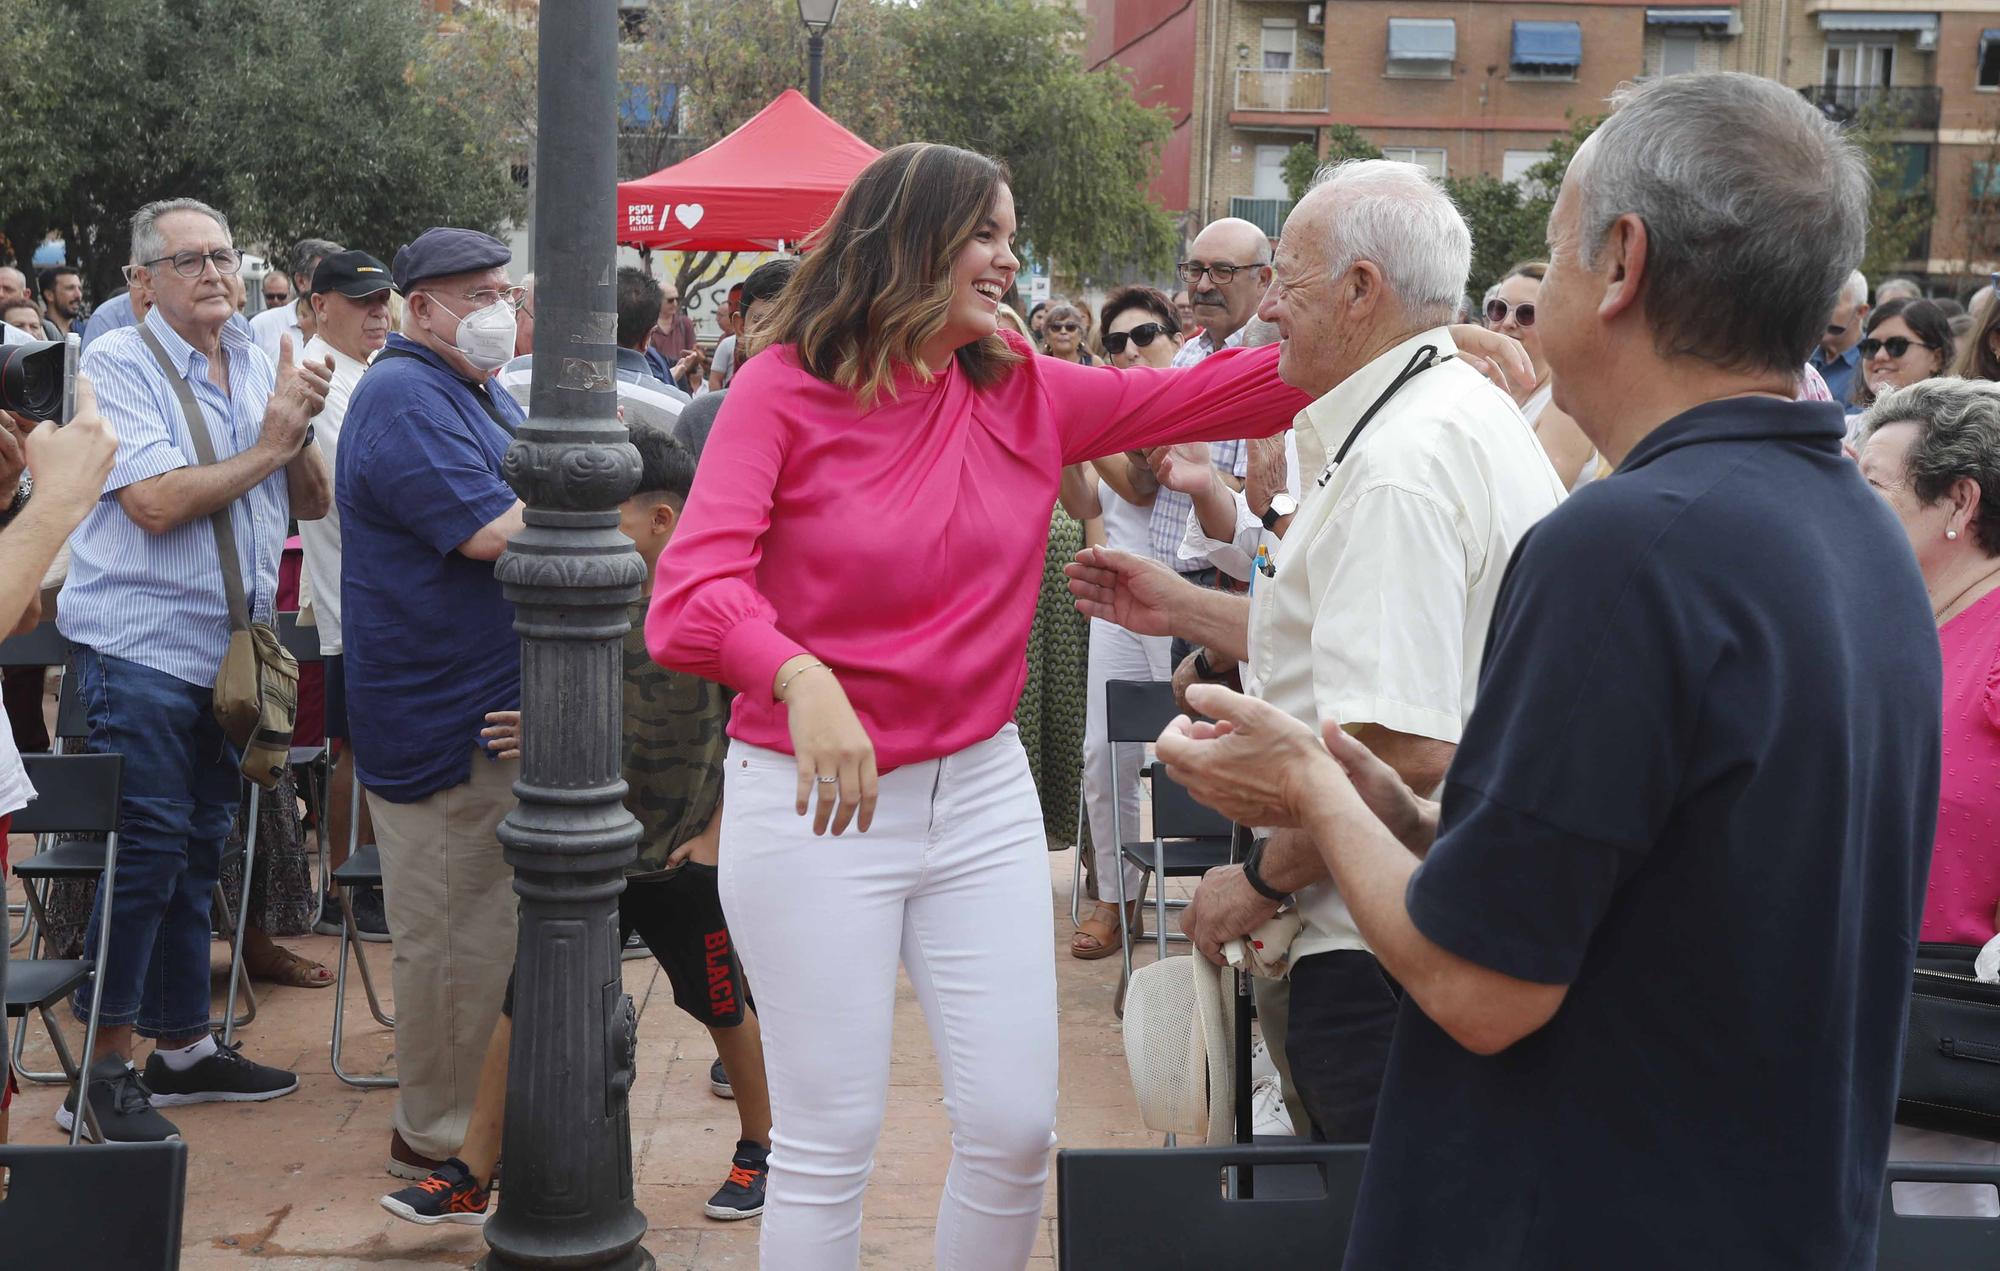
[1122,953,1236,1144]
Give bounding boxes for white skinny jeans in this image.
[719,724,1060,1271]
[1082,618,1172,904]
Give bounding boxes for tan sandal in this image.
[1070,901,1142,961]
[245,942,335,989]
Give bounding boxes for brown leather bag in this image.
[138,326,299,790]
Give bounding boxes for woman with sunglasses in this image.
[1488,262,1599,488]
[646,144,1315,1271]
[1853,298,1956,412]
[1038,300,1095,365]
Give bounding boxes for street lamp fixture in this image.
[797,0,843,107]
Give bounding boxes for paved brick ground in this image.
[6,834,1180,1269]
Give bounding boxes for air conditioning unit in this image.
[1916,26,1938,50]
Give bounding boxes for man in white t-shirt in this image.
[298,248,393,938]
[1069,160,1560,1142]
[250,237,342,365]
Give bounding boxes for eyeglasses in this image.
[263,291,289,305]
[1859,336,1934,359]
[1103,323,1172,355]
[426,285,529,313]
[1485,298,1535,328]
[138,247,243,279]
[1177,260,1266,285]
[1045,322,1082,334]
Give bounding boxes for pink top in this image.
[647,329,1309,769]
[1924,584,2000,943]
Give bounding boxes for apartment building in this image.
[1084,0,2000,282]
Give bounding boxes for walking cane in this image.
[1228,821,1256,1197]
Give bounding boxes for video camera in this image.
[0,333,79,422]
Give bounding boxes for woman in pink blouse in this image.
[1856,375,2000,1211]
[648,142,1526,1269]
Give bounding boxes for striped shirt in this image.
[59,308,287,687]
[1152,328,1248,566]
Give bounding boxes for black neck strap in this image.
[1317,345,1451,488]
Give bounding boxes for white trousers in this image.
[719,724,1060,1271]
[1081,619,1172,903]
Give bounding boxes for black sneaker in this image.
[351,884,390,943]
[621,930,650,962]
[703,1140,768,1221]
[55,1055,182,1143]
[710,1056,733,1099]
[380,1158,492,1227]
[142,1037,299,1106]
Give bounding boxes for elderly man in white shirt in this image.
[249,237,342,365]
[1069,159,1561,1143]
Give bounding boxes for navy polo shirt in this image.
[337,335,524,803]
[1344,398,1941,1270]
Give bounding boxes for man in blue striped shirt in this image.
[56,197,333,1143]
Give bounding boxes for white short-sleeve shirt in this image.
[297,336,370,655]
[1247,328,1566,959]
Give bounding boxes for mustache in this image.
[1192,290,1227,305]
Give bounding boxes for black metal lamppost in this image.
[481,1,652,1267]
[798,0,843,107]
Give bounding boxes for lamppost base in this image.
[477,1243,656,1271]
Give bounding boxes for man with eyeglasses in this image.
[1811,269,1868,406]
[336,226,530,1182]
[56,196,333,1142]
[249,237,343,367]
[260,270,292,312]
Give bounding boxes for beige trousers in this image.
[366,747,519,1160]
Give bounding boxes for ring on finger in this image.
[815,775,839,785]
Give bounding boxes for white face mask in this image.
[428,294,517,372]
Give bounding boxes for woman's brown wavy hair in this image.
[760,142,1023,407]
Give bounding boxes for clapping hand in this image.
[23,376,118,519]
[1154,684,1333,828]
[1066,546,1191,638]
[263,335,333,456]
[1144,442,1217,497]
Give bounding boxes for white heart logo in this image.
[674,203,705,229]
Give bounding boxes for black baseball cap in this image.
[311,250,393,299]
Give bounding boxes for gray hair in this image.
[1301,159,1470,325]
[289,237,344,280]
[1841,269,1869,308]
[1861,377,2000,556]
[1576,73,1866,376]
[131,198,231,266]
[1240,316,1281,349]
[1876,278,1922,305]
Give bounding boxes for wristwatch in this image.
[1259,491,1298,532]
[1242,838,1290,903]
[1191,648,1230,682]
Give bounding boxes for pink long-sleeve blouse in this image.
[646,328,1308,770]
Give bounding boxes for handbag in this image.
[137,326,299,790]
[1897,941,2000,1141]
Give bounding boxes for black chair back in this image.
[1877,1162,2000,1268]
[1147,760,1233,841]
[10,753,122,835]
[0,619,67,668]
[1057,1144,1368,1268]
[1104,679,1181,745]
[0,1140,187,1268]
[53,663,86,741]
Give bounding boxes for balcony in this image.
[1232,67,1330,119]
[1230,196,1294,240]
[1798,84,1942,131]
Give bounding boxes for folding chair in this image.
[1877,1161,2000,1268]
[276,611,330,884]
[1105,681,1232,1013]
[6,753,122,1143]
[0,620,67,949]
[321,660,395,1089]
[0,1139,187,1268]
[1056,1143,1369,1268]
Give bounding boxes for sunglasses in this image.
[1485,298,1535,328]
[1858,336,1934,359]
[1045,322,1082,334]
[1103,323,1171,355]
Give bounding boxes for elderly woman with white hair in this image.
[1856,376,2000,1214]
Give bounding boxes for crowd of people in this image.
[1,66,1999,1270]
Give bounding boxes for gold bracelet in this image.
[776,661,829,700]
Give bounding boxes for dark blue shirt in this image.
[337,335,524,803]
[1811,340,1863,408]
[1345,398,1941,1271]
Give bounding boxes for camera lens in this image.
[0,340,64,421]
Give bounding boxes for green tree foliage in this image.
[1843,102,1934,279]
[1280,126,1383,200]
[0,0,517,298]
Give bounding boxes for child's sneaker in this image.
[703,1139,768,1221]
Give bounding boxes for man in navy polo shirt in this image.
[1156,73,1941,1269]
[338,227,528,1181]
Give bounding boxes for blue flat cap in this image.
[392,227,512,293]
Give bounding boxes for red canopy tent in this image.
[616,89,881,252]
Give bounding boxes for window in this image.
[1981,30,2000,90]
[1510,20,1582,80]
[1382,147,1448,178]
[1824,39,1895,90]
[1262,21,1297,71]
[1387,18,1455,78]
[1253,145,1291,200]
[1504,149,1552,189]
[1975,161,2000,203]
[1657,31,1701,77]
